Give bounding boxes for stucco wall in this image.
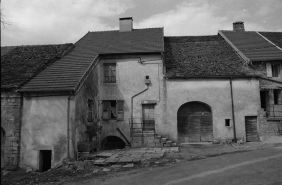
[1,91,22,168]
[75,68,99,151]
[98,54,165,144]
[20,96,73,169]
[165,78,260,143]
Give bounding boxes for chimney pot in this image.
[233,21,245,31]
[119,17,133,32]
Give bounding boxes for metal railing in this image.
[263,104,282,119]
[129,117,155,136]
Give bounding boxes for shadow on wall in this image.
[101,136,126,150]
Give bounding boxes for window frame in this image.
[102,100,124,121]
[87,99,94,122]
[103,63,116,83]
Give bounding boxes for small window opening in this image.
[102,100,124,120]
[87,99,94,122]
[272,64,280,77]
[274,90,281,105]
[146,75,149,79]
[39,150,52,172]
[225,119,231,127]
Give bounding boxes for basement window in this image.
[102,100,124,120]
[225,119,231,127]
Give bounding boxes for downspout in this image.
[230,77,237,142]
[131,86,149,122]
[67,94,73,159]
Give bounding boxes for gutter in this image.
[229,77,237,142]
[67,93,74,159]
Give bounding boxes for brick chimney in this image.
[233,21,245,31]
[119,17,133,32]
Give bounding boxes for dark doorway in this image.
[245,116,259,142]
[39,150,52,172]
[177,102,213,143]
[260,91,266,109]
[101,136,125,150]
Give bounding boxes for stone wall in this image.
[1,91,22,168]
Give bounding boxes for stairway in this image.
[131,131,177,148]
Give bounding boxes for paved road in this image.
[84,146,282,185]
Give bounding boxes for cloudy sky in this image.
[1,0,282,46]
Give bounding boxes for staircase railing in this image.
[129,117,155,136]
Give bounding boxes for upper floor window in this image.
[102,100,124,120]
[272,64,280,77]
[104,63,116,83]
[87,99,94,122]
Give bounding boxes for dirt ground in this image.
[1,142,281,185]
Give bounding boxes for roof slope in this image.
[259,32,282,48]
[20,28,164,92]
[220,31,282,62]
[1,44,73,89]
[164,35,259,78]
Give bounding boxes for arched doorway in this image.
[1,127,6,168]
[177,102,213,143]
[101,136,126,150]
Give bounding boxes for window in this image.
[104,63,116,83]
[102,100,124,120]
[274,89,281,105]
[87,99,94,122]
[272,64,280,77]
[225,119,230,127]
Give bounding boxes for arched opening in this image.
[1,127,6,168]
[101,136,126,150]
[177,101,213,143]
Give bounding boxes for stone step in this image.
[166,140,172,145]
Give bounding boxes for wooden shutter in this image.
[104,64,110,82]
[117,100,124,120]
[110,65,116,83]
[87,99,93,122]
[102,101,110,120]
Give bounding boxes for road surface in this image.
[74,146,282,185]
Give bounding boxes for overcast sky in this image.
[1,0,282,46]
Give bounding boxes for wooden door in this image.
[178,102,213,143]
[245,116,259,142]
[142,104,155,131]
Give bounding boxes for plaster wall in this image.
[20,96,74,169]
[98,54,165,144]
[75,68,99,151]
[165,78,260,143]
[1,91,22,168]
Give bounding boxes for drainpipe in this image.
[230,77,237,143]
[131,86,149,123]
[67,94,73,159]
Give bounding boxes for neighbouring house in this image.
[1,44,74,168]
[219,21,282,141]
[163,35,262,143]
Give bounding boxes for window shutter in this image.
[102,101,110,120]
[266,62,272,77]
[117,100,124,120]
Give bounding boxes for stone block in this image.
[77,141,97,152]
[96,152,113,158]
[105,157,119,163]
[118,157,133,163]
[123,163,134,168]
[94,159,106,165]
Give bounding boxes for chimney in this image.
[233,21,245,31]
[119,17,133,32]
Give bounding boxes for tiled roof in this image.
[75,28,164,54]
[19,28,164,92]
[259,32,282,48]
[164,35,260,78]
[1,44,74,89]
[219,31,282,62]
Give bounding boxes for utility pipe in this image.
[67,94,73,159]
[131,86,149,123]
[230,77,237,142]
